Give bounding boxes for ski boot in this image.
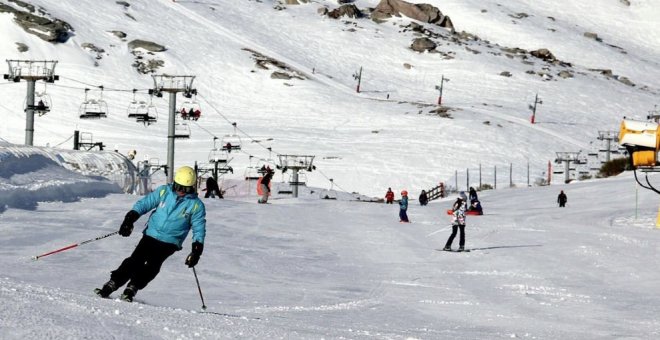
[443,246,451,251]
[94,280,117,298]
[120,284,138,302]
[458,246,465,252]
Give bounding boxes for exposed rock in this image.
[500,71,512,77]
[616,76,634,86]
[557,70,573,79]
[109,30,127,39]
[620,0,631,6]
[327,4,362,18]
[0,2,74,43]
[530,48,556,62]
[372,0,454,32]
[411,37,436,52]
[131,51,165,74]
[271,71,292,80]
[15,42,28,52]
[128,39,167,52]
[82,43,104,54]
[284,0,308,4]
[116,1,130,8]
[243,48,307,80]
[590,68,613,77]
[317,7,328,15]
[509,12,529,19]
[403,63,413,69]
[337,0,354,3]
[583,32,602,42]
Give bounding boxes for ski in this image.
[200,311,262,320]
[436,248,471,253]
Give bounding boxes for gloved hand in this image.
[185,241,204,268]
[119,210,140,237]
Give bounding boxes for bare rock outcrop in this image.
[372,0,454,32]
[0,1,73,43]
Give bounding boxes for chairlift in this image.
[179,96,201,121]
[173,118,191,139]
[221,122,242,152]
[79,87,108,119]
[128,90,158,125]
[25,84,52,116]
[208,148,229,163]
[244,156,261,180]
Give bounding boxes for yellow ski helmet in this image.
[174,166,196,186]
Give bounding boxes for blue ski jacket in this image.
[399,196,408,210]
[132,184,206,249]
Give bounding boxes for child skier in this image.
[444,192,467,251]
[399,190,410,223]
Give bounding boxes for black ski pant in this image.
[445,224,465,248]
[110,235,178,291]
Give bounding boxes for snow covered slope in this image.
[0,0,658,197]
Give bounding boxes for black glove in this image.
[185,241,204,268]
[119,210,140,237]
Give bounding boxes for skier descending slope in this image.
[95,166,207,302]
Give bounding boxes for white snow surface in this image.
[3,144,660,339]
[2,0,660,338]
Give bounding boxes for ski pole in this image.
[32,231,119,260]
[192,267,207,310]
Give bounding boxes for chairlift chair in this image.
[173,119,191,139]
[25,90,52,116]
[208,148,229,164]
[221,122,242,151]
[179,97,201,121]
[79,88,108,119]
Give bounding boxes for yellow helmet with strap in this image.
[174,166,196,186]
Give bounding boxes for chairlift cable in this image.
[52,134,74,148]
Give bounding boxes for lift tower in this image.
[150,74,196,183]
[4,60,58,146]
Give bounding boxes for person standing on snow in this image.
[419,190,429,206]
[95,166,206,302]
[204,176,222,199]
[385,188,395,204]
[557,190,567,207]
[399,190,410,223]
[444,191,467,251]
[258,167,274,204]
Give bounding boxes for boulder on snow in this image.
[0,2,73,43]
[371,0,454,32]
[411,37,436,52]
[327,4,362,19]
[128,39,167,52]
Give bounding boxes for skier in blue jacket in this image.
[95,166,207,302]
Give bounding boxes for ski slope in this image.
[2,153,660,339]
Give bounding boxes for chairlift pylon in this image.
[79,87,108,119]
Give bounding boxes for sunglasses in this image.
[173,182,195,194]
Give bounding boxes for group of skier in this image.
[385,185,569,252]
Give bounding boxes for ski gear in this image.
[192,267,207,310]
[94,280,117,298]
[131,184,206,249]
[121,284,138,302]
[32,231,119,260]
[119,210,140,237]
[174,166,197,187]
[185,242,203,268]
